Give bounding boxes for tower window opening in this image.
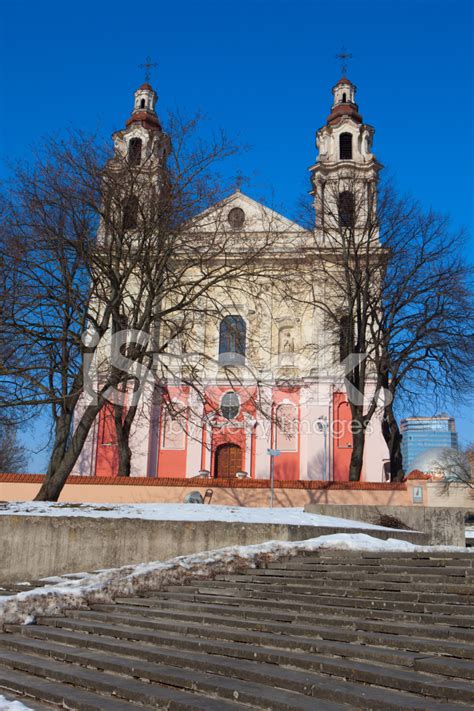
[339,132,353,160]
[338,190,355,228]
[342,92,347,102]
[123,195,139,230]
[128,137,142,166]
[140,98,146,109]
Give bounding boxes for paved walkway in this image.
[0,549,473,709]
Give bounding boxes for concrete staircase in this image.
[0,549,473,710]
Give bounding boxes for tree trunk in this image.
[382,399,405,482]
[116,430,132,477]
[349,411,365,481]
[43,413,73,486]
[113,400,139,477]
[34,401,104,501]
[114,404,131,477]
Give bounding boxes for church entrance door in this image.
[215,443,242,478]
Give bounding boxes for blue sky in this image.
[0,0,472,467]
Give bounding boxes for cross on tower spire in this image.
[139,56,158,82]
[335,47,352,76]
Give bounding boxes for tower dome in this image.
[126,82,162,131]
[327,76,363,126]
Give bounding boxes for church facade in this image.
[74,74,389,482]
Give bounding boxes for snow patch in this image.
[0,501,397,531]
[0,695,35,710]
[0,532,470,627]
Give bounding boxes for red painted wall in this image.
[272,387,300,481]
[95,403,119,477]
[156,386,189,478]
[332,391,353,481]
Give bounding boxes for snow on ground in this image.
[0,695,34,710]
[0,532,471,627]
[0,501,396,531]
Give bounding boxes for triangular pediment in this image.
[188,191,306,235]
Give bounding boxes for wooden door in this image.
[215,443,242,478]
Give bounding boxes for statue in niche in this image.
[317,133,328,157]
[280,328,295,354]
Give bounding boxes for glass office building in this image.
[401,415,458,473]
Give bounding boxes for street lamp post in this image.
[267,448,281,507]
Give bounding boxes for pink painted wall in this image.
[332,391,354,481]
[0,474,425,508]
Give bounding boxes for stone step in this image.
[63,608,474,661]
[279,565,472,577]
[2,549,473,710]
[0,649,246,710]
[260,569,470,582]
[0,636,341,711]
[128,592,474,627]
[174,579,473,604]
[60,609,422,666]
[0,663,155,711]
[296,552,473,561]
[157,586,474,618]
[1,629,470,711]
[90,601,474,645]
[226,568,474,585]
[262,561,473,573]
[414,656,474,680]
[17,617,474,703]
[182,573,473,592]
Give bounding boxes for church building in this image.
[74,73,389,482]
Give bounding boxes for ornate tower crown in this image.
[327,77,363,126]
[126,83,162,131]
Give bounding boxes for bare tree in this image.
[0,113,283,500]
[434,445,474,495]
[295,177,473,481]
[373,196,474,480]
[0,424,27,472]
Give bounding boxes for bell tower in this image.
[111,81,170,182]
[310,75,382,239]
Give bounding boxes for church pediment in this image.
[188,191,306,236]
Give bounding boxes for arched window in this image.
[338,191,354,228]
[128,137,142,166]
[342,92,347,102]
[275,403,298,451]
[140,98,146,109]
[219,315,246,364]
[339,132,352,160]
[221,391,240,420]
[123,195,139,230]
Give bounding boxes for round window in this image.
[227,207,245,229]
[221,391,240,420]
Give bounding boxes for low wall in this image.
[426,482,474,509]
[0,474,420,508]
[304,504,465,546]
[0,514,427,584]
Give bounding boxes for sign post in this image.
[267,448,281,508]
